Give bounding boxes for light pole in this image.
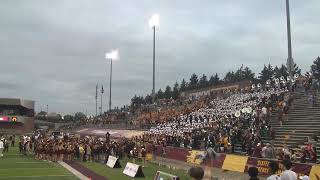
[285,0,294,78]
[148,14,159,103]
[105,49,119,111]
[95,83,98,117]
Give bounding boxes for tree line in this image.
[35,111,87,122]
[131,57,320,106]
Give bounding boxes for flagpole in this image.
[286,0,294,78]
[109,59,112,111]
[101,86,103,115]
[95,83,98,117]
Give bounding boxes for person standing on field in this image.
[0,138,4,157]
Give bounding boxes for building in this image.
[180,81,252,100]
[0,98,35,134]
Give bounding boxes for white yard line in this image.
[58,161,89,180]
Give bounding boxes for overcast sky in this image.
[0,0,319,115]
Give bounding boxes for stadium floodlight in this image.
[105,49,119,112]
[148,14,159,104]
[148,14,160,29]
[105,49,119,61]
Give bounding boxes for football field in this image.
[0,144,78,180]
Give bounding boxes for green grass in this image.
[80,158,192,180]
[0,139,191,180]
[0,142,78,180]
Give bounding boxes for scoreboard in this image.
[0,116,18,122]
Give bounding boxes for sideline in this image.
[59,161,89,180]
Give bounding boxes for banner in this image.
[245,157,313,177]
[187,150,204,165]
[154,171,180,180]
[123,162,145,178]
[106,155,121,168]
[222,155,248,172]
[164,146,189,162]
[145,145,316,177]
[203,153,226,168]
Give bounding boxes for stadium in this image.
[1,0,320,180]
[0,98,35,134]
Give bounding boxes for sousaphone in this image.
[266,80,271,86]
[235,111,241,117]
[257,83,262,89]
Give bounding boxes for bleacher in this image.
[264,87,320,160]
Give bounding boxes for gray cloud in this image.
[0,0,319,114]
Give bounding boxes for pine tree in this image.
[172,82,180,99]
[213,73,220,85]
[144,95,152,104]
[180,79,187,92]
[243,67,255,81]
[273,66,280,78]
[209,75,215,86]
[259,64,274,83]
[224,71,235,83]
[279,64,289,78]
[156,89,164,100]
[293,63,301,75]
[188,73,199,89]
[311,57,320,80]
[164,85,172,99]
[199,74,208,88]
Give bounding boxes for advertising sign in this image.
[123,162,144,178]
[106,156,121,168]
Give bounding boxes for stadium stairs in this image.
[264,89,320,160]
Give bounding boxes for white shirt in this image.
[280,170,297,180]
[261,146,267,158]
[262,107,268,114]
[0,141,3,149]
[300,175,310,180]
[267,175,281,180]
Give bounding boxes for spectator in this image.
[11,135,15,147]
[280,160,297,180]
[79,145,85,162]
[282,144,291,160]
[267,161,280,180]
[299,174,310,180]
[0,138,4,157]
[248,167,259,180]
[141,147,146,167]
[264,143,276,159]
[188,166,204,180]
[252,143,262,158]
[299,147,307,164]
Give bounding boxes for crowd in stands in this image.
[147,88,287,150]
[39,76,320,167]
[55,79,320,164]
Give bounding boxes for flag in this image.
[95,83,98,100]
[101,85,104,94]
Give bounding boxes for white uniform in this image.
[267,175,280,180]
[0,140,4,157]
[280,170,297,180]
